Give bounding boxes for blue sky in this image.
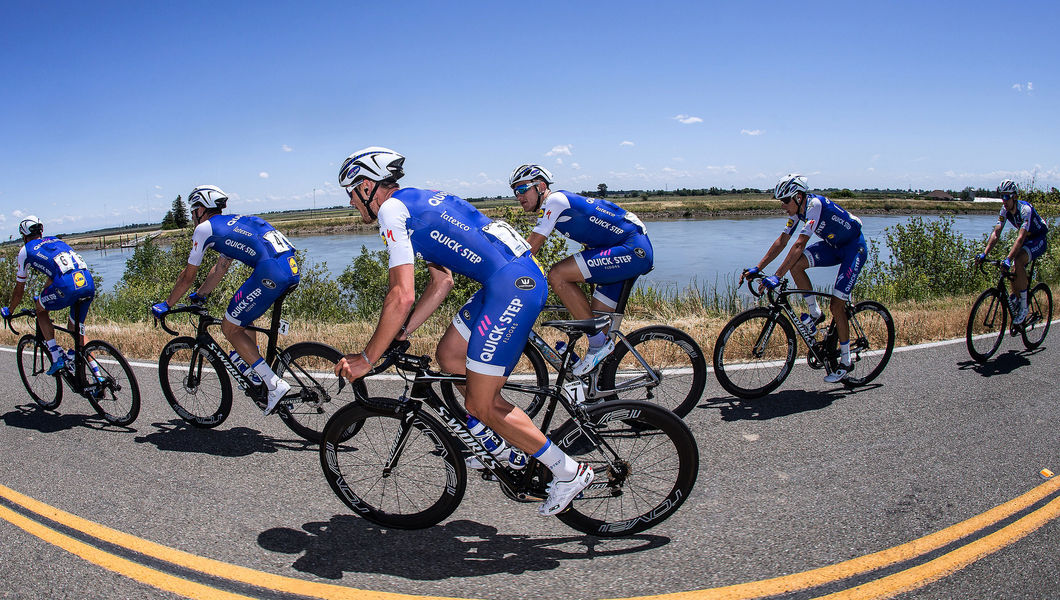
[1,1,1057,235]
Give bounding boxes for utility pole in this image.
[313,188,318,215]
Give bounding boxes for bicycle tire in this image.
[158,337,233,427]
[842,301,895,387]
[596,325,707,418]
[440,341,550,420]
[320,399,467,529]
[966,289,1007,363]
[82,340,141,426]
[273,341,365,443]
[15,335,63,410]
[713,307,797,399]
[1020,283,1052,350]
[552,401,698,536]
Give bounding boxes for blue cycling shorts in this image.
[452,256,547,376]
[38,269,96,326]
[224,254,301,327]
[573,233,653,309]
[1022,234,1048,262]
[804,234,868,302]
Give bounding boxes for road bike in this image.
[966,259,1052,363]
[321,315,699,537]
[155,292,363,442]
[441,279,707,420]
[8,302,140,426]
[713,273,895,399]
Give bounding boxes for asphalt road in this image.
[0,330,1057,600]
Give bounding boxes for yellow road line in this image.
[811,494,1060,599]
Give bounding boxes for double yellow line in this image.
[0,477,1058,600]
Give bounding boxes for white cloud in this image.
[154,185,163,190]
[740,129,764,136]
[1012,81,1034,93]
[674,114,703,125]
[545,144,573,157]
[259,172,269,179]
[570,163,581,170]
[154,194,163,199]
[282,144,293,152]
[620,141,634,147]
[13,210,24,218]
[1012,83,1022,92]
[867,167,875,172]
[555,158,564,165]
[706,165,738,174]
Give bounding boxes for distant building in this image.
[925,190,955,200]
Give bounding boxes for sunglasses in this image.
[1001,193,1014,201]
[779,195,795,204]
[513,182,537,196]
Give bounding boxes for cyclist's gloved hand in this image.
[0,307,10,321]
[151,302,169,319]
[741,266,759,284]
[188,291,208,305]
[762,275,781,290]
[974,253,986,265]
[1001,257,1013,271]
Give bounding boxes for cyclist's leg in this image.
[789,250,819,317]
[36,281,67,365]
[548,256,592,320]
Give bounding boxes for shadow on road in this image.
[957,346,1045,376]
[258,516,669,580]
[0,403,135,433]
[134,419,315,456]
[701,387,859,421]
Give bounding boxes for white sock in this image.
[46,339,62,361]
[587,332,608,348]
[840,341,851,365]
[804,295,822,319]
[533,439,578,481]
[251,358,281,391]
[1020,289,1028,309]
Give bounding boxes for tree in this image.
[597,183,608,198]
[161,210,176,230]
[171,195,189,228]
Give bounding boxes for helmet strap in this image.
[355,185,378,221]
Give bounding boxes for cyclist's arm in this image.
[164,263,200,308]
[773,233,810,279]
[981,218,1005,256]
[744,233,791,281]
[527,232,548,255]
[336,262,416,382]
[400,262,453,339]
[1007,227,1030,262]
[6,280,26,312]
[195,256,234,297]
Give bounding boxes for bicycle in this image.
[966,258,1053,363]
[712,273,895,399]
[7,302,140,426]
[321,315,699,537]
[441,279,708,420]
[154,291,363,442]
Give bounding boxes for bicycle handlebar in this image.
[743,271,789,300]
[367,339,415,375]
[4,308,36,335]
[154,303,214,336]
[975,258,1015,280]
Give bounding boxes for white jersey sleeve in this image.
[187,221,215,266]
[15,246,29,283]
[1018,203,1034,231]
[532,192,572,237]
[797,197,824,238]
[377,198,415,269]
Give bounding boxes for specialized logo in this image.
[288,257,299,275]
[262,278,276,289]
[634,247,646,259]
[514,276,536,290]
[73,272,86,288]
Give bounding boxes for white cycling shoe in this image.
[264,379,292,415]
[539,463,594,516]
[572,340,615,376]
[824,362,853,383]
[1012,303,1029,325]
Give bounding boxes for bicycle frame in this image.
[979,259,1039,332]
[8,299,96,394]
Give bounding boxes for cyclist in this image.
[334,147,594,516]
[2,216,98,377]
[150,185,300,415]
[510,164,652,375]
[740,174,867,383]
[975,179,1049,325]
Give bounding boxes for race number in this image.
[53,251,88,274]
[263,230,295,254]
[483,221,531,257]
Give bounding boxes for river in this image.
[79,213,1001,294]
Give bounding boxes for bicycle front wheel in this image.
[16,335,63,410]
[966,289,1007,363]
[713,308,797,399]
[320,399,467,529]
[843,301,895,387]
[596,325,707,418]
[83,341,141,426]
[1021,283,1053,350]
[552,401,698,536]
[274,341,364,443]
[158,337,233,427]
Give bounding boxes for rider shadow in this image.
[258,516,669,580]
[0,403,135,434]
[957,347,1043,377]
[709,388,850,421]
[134,419,313,457]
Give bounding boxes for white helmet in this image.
[997,179,1018,195]
[19,215,43,237]
[774,174,808,200]
[188,185,228,210]
[339,147,406,187]
[509,164,554,188]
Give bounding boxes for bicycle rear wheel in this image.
[552,401,698,536]
[83,341,141,426]
[320,399,467,529]
[843,301,895,387]
[15,335,63,410]
[158,337,233,427]
[713,307,797,399]
[1020,283,1052,350]
[273,341,364,443]
[597,325,707,418]
[966,289,1007,363]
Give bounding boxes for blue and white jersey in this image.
[532,190,646,248]
[999,200,1049,238]
[782,194,863,248]
[376,188,532,283]
[15,237,90,283]
[187,214,296,267]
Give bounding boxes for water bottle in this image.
[229,350,263,385]
[65,348,77,364]
[799,313,819,336]
[467,416,527,470]
[555,341,579,363]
